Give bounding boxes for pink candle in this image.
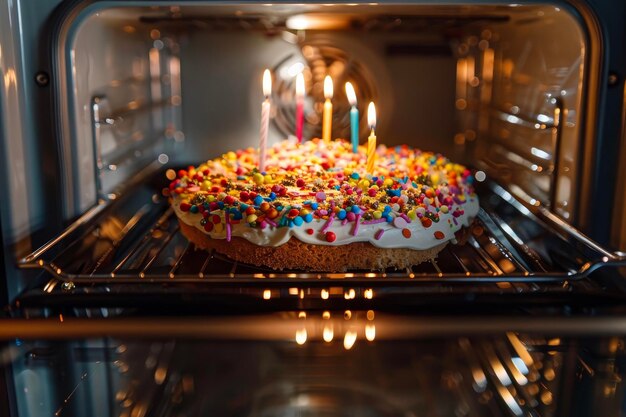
[295,73,305,143]
[259,69,271,172]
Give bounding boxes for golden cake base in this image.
[179,219,447,272]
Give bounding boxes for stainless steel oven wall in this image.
[63,8,181,215]
[454,7,585,222]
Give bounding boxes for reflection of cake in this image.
[169,139,479,271]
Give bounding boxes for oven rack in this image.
[18,172,626,288]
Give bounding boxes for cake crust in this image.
[179,219,446,272]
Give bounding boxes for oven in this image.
[0,0,625,416]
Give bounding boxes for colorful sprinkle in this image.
[325,231,336,242]
[402,228,412,238]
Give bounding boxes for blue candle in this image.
[345,82,359,153]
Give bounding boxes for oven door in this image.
[3,314,626,417]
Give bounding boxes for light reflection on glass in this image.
[321,289,329,299]
[296,328,307,345]
[344,330,357,350]
[323,325,334,342]
[262,289,271,300]
[365,323,376,341]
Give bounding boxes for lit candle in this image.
[295,73,305,143]
[345,82,359,153]
[259,69,271,172]
[366,102,376,174]
[322,75,333,143]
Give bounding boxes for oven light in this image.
[287,15,310,30]
[286,14,351,30]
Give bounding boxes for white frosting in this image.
[173,196,479,250]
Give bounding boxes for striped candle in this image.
[259,69,271,172]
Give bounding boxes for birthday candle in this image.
[345,82,359,153]
[366,102,376,174]
[259,69,271,172]
[295,73,305,143]
[322,75,333,143]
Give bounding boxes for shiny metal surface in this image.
[16,170,626,296]
[5,315,626,417]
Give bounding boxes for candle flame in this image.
[345,82,357,106]
[346,82,356,106]
[367,102,376,129]
[296,72,305,99]
[324,75,333,99]
[263,69,272,98]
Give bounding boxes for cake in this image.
[168,138,479,271]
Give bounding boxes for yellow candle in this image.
[366,102,377,174]
[322,75,333,143]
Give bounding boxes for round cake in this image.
[168,139,479,271]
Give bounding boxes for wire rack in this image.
[18,172,626,290]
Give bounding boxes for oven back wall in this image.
[180,29,456,163]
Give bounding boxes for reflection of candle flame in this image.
[262,289,271,300]
[367,102,376,129]
[345,82,357,106]
[344,330,357,350]
[296,73,305,99]
[364,289,373,299]
[296,328,307,345]
[365,323,376,341]
[263,69,272,98]
[321,289,329,300]
[323,325,334,342]
[324,75,333,99]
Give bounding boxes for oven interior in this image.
[6,2,626,312]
